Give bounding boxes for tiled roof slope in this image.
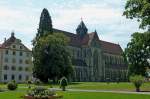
[1,34,16,48]
[1,33,31,51]
[100,40,123,55]
[53,28,123,55]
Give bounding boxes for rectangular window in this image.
[12,51,16,55]
[12,58,16,63]
[4,74,7,80]
[26,75,29,80]
[20,52,23,56]
[26,53,30,57]
[11,75,15,80]
[19,59,23,64]
[4,58,8,63]
[5,50,9,55]
[25,60,29,64]
[19,75,22,80]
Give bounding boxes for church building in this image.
[53,20,127,82]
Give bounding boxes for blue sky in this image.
[0,0,143,49]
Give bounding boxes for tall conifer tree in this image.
[36,8,53,41]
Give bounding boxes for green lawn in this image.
[0,90,150,99]
[58,91,150,99]
[68,82,150,91]
[0,82,150,99]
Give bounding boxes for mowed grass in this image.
[1,82,150,91]
[0,82,150,99]
[0,90,150,99]
[58,91,150,99]
[68,82,150,91]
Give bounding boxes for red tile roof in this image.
[100,40,123,55]
[1,35,16,48]
[53,28,123,55]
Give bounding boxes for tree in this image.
[60,77,68,91]
[33,8,53,45]
[130,75,144,92]
[32,33,73,83]
[123,0,150,30]
[125,32,150,76]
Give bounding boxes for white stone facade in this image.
[0,33,32,83]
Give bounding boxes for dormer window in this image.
[20,46,23,49]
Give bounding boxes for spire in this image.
[76,19,88,38]
[11,30,15,37]
[94,29,97,33]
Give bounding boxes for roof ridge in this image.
[100,40,120,46]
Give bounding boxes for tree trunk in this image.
[62,86,65,91]
[136,87,140,92]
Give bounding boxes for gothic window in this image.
[93,50,98,75]
[84,49,86,58]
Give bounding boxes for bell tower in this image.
[76,19,88,38]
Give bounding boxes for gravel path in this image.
[52,88,150,95]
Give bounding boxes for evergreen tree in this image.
[33,8,52,45]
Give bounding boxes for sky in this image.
[0,0,143,49]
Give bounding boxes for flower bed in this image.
[22,86,63,99]
[22,95,63,99]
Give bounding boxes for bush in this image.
[60,77,68,91]
[34,80,41,85]
[130,75,144,92]
[7,81,17,90]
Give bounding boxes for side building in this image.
[0,32,32,83]
[53,20,128,82]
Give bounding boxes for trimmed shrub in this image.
[60,77,68,91]
[7,81,17,90]
[130,75,144,92]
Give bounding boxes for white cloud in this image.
[0,0,142,49]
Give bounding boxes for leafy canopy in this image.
[125,32,150,76]
[123,0,150,30]
[32,33,73,82]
